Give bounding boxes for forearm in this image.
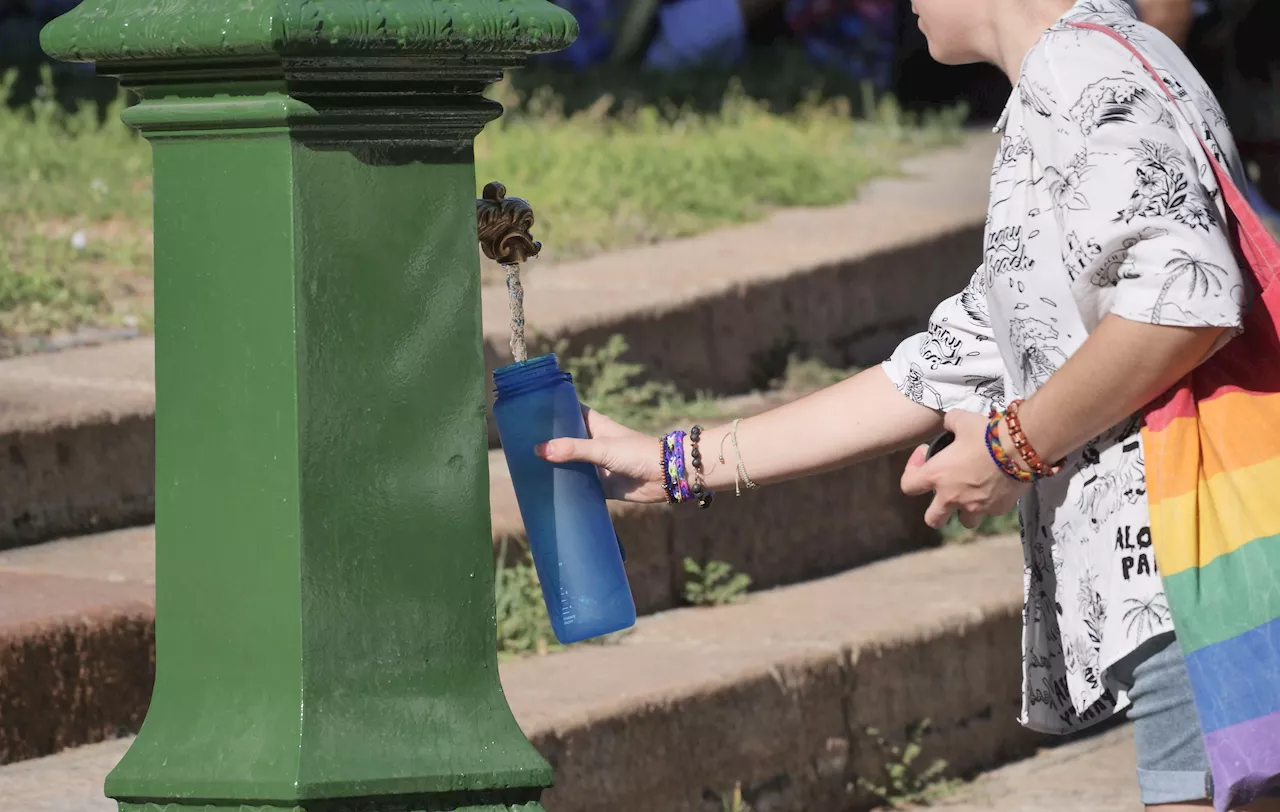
[1015,314,1227,463]
[695,365,944,491]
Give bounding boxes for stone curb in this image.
[515,536,1042,812]
[0,341,155,552]
[0,537,1046,812]
[0,133,994,550]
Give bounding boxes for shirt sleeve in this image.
[1036,30,1246,330]
[881,268,1007,414]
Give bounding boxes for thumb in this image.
[535,437,608,466]
[900,444,934,496]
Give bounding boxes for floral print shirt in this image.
[882,0,1248,734]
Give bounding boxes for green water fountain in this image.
[40,2,576,810]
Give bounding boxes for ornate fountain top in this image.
[41,0,578,65]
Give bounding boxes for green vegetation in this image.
[481,78,964,261]
[0,71,150,342]
[719,782,754,812]
[1,66,961,346]
[857,720,961,809]
[494,537,560,659]
[561,334,724,434]
[941,509,1021,545]
[562,335,854,435]
[682,557,753,607]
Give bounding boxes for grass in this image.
[0,66,962,348]
[857,719,962,809]
[480,78,964,261]
[0,72,151,344]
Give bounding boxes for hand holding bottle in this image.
[535,405,668,504]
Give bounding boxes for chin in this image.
[925,41,980,66]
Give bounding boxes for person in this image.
[534,0,899,91]
[536,0,1279,808]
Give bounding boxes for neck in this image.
[988,0,1075,80]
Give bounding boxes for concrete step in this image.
[907,724,1141,812]
[0,535,1084,812]
[0,436,939,766]
[0,340,155,550]
[0,133,994,550]
[1,377,937,594]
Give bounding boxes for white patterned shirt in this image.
[882,0,1248,733]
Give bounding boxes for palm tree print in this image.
[1123,595,1170,639]
[1151,251,1230,323]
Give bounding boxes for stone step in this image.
[0,535,1080,812]
[0,132,994,550]
[0,435,940,765]
[905,724,1141,812]
[0,340,155,551]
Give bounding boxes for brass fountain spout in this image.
[476,182,541,265]
[477,182,540,363]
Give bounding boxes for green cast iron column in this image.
[41,3,575,811]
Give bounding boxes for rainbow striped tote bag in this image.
[1071,21,1280,811]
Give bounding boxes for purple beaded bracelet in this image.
[662,431,693,504]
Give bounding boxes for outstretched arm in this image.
[540,365,943,504]
[538,268,1005,504]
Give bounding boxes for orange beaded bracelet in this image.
[1004,399,1064,479]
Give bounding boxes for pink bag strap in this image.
[1069,21,1280,291]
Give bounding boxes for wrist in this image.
[1001,399,1066,479]
[1011,398,1066,466]
[997,416,1033,474]
[674,419,759,496]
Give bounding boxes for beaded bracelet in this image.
[986,410,1036,483]
[689,424,714,509]
[662,431,693,504]
[1004,399,1065,478]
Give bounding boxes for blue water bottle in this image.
[492,354,637,644]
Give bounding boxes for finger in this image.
[900,445,935,496]
[942,409,973,432]
[581,403,638,440]
[535,437,608,466]
[923,494,953,529]
[959,510,984,530]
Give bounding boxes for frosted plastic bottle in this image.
[492,354,637,644]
